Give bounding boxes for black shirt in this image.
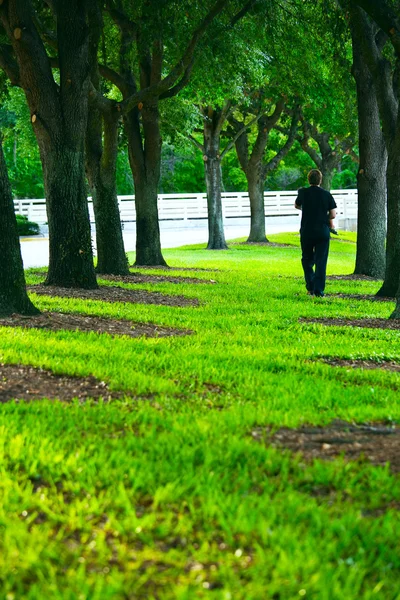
[296,186,337,236]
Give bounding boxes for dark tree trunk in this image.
[0,142,38,316]
[86,109,129,275]
[348,6,400,298]
[204,156,227,250]
[43,147,97,287]
[1,0,97,289]
[125,104,166,266]
[247,167,267,242]
[85,1,128,276]
[203,109,227,250]
[321,167,334,191]
[351,26,387,278]
[378,152,400,296]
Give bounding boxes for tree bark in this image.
[379,152,400,296]
[0,142,38,316]
[247,168,267,242]
[43,146,97,287]
[85,0,128,276]
[1,0,98,288]
[348,6,400,297]
[321,167,334,191]
[351,21,387,278]
[86,108,129,275]
[203,107,227,250]
[125,103,166,266]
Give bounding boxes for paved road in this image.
[20,217,300,269]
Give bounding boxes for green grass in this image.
[1,232,400,599]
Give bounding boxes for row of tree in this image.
[1,0,400,319]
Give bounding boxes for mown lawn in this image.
[1,232,400,599]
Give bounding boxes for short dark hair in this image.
[308,169,323,186]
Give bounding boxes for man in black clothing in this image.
[295,169,337,297]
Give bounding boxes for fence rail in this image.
[14,190,358,225]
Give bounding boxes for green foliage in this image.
[0,87,44,199]
[15,214,40,236]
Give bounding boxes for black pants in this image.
[300,233,330,294]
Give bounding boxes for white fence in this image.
[14,190,358,225]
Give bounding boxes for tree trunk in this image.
[377,151,400,297]
[1,0,98,289]
[204,156,227,249]
[0,142,38,316]
[321,166,334,191]
[352,31,387,278]
[86,109,129,275]
[124,104,166,266]
[247,167,267,242]
[43,146,98,288]
[203,115,227,250]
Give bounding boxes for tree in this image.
[86,2,129,275]
[297,114,357,191]
[0,139,38,316]
[347,1,400,298]
[348,7,387,278]
[100,0,248,265]
[229,98,299,242]
[0,0,98,289]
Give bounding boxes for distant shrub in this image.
[15,214,40,236]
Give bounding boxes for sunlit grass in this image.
[1,232,399,599]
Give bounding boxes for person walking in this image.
[295,169,337,297]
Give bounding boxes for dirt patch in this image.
[28,284,198,308]
[0,312,192,338]
[299,317,400,330]
[0,363,124,403]
[30,272,217,285]
[130,265,220,272]
[327,274,382,282]
[327,293,394,302]
[252,419,400,472]
[100,273,217,285]
[232,241,295,248]
[319,358,400,372]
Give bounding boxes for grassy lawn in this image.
[1,232,400,599]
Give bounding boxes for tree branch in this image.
[264,106,300,174]
[221,113,261,159]
[0,44,20,86]
[187,134,205,153]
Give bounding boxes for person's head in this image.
[307,169,323,186]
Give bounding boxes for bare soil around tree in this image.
[0,363,126,403]
[300,317,400,330]
[28,284,198,308]
[0,312,192,338]
[252,419,400,472]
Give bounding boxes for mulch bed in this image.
[0,363,123,403]
[252,419,400,472]
[300,317,400,330]
[319,357,400,373]
[326,293,394,302]
[28,284,198,308]
[327,274,382,282]
[0,312,192,338]
[99,273,217,285]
